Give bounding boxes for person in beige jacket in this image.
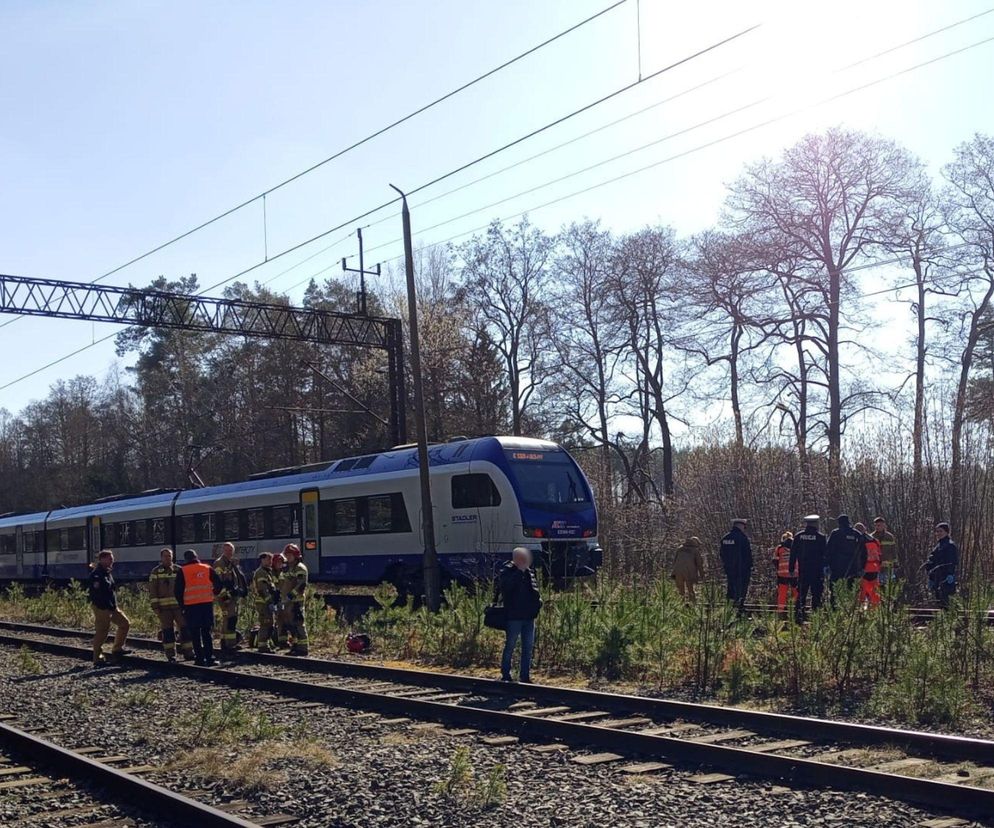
[672,536,705,601]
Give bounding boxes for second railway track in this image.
[1,620,993,821]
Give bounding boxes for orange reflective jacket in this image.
[774,544,793,578]
[182,562,214,605]
[864,538,882,574]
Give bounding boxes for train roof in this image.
[0,510,50,529]
[176,435,560,504]
[0,436,565,523]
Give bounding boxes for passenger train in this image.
[0,436,602,589]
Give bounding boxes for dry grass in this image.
[167,739,339,792]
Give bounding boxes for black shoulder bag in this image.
[483,579,507,631]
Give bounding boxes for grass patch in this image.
[14,645,42,675]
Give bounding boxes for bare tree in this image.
[725,128,920,512]
[941,133,994,533]
[460,218,553,435]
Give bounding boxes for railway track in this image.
[0,717,260,827]
[2,620,993,822]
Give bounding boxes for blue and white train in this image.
[0,437,602,588]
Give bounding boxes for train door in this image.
[15,526,23,578]
[299,489,321,573]
[87,516,101,566]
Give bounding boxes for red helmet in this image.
[346,633,371,653]
[283,543,301,558]
[272,553,285,566]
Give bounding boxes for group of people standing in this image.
[88,541,310,667]
[672,515,960,618]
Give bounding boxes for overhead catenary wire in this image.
[0,21,761,392]
[4,19,993,393]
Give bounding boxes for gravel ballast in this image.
[0,647,989,828]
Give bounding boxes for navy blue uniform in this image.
[789,526,826,620]
[719,526,752,609]
[925,536,958,607]
[826,517,866,605]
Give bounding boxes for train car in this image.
[0,436,602,587]
[0,511,49,579]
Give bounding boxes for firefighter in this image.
[88,549,130,666]
[854,523,882,607]
[719,519,752,612]
[175,549,222,666]
[924,522,958,608]
[148,547,193,661]
[280,543,309,656]
[272,552,289,649]
[773,531,798,616]
[872,516,899,585]
[790,515,826,622]
[251,552,279,653]
[213,541,248,655]
[826,514,866,608]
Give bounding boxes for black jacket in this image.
[826,518,867,579]
[925,536,958,581]
[174,565,222,608]
[789,526,827,578]
[719,527,753,581]
[88,565,117,610]
[499,563,542,621]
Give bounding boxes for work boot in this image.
[166,654,176,663]
[93,655,108,668]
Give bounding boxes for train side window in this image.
[333,500,357,535]
[247,509,265,539]
[60,529,70,550]
[68,526,85,549]
[368,496,392,533]
[223,511,240,541]
[391,493,412,531]
[197,513,216,543]
[151,518,166,545]
[179,515,196,544]
[133,520,148,547]
[118,522,133,547]
[452,474,502,509]
[47,529,62,552]
[24,532,35,554]
[0,533,14,554]
[272,505,294,538]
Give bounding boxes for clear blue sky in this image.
[2,0,993,412]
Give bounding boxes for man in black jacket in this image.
[719,519,752,612]
[89,550,130,666]
[499,547,542,683]
[924,522,958,608]
[790,515,827,622]
[826,514,866,607]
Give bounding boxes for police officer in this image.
[213,542,248,655]
[790,515,826,622]
[148,547,193,662]
[279,543,309,655]
[251,552,279,653]
[89,549,130,666]
[826,514,867,608]
[924,522,958,608]
[719,519,752,612]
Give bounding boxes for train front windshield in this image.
[503,450,592,512]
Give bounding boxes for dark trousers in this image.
[501,618,535,680]
[184,603,215,664]
[796,576,823,620]
[829,575,858,608]
[725,574,750,609]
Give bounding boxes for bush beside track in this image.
[1,576,992,733]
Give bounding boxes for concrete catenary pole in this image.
[389,184,441,611]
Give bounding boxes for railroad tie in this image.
[618,761,671,775]
[688,729,756,745]
[596,717,653,729]
[933,767,994,785]
[572,752,624,766]
[551,711,610,723]
[747,739,812,754]
[870,757,932,774]
[523,706,571,717]
[528,743,568,754]
[688,772,736,784]
[481,736,519,746]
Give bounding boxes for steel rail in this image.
[3,630,994,817]
[0,720,256,827]
[3,619,992,765]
